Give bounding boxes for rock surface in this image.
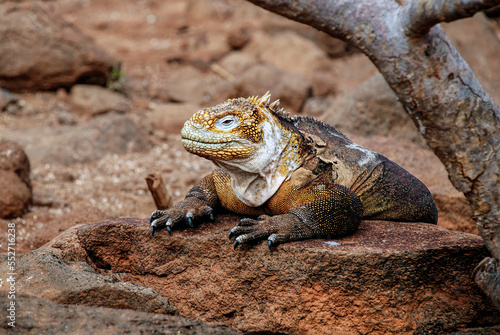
[0,141,32,218]
[0,248,176,315]
[162,66,235,106]
[151,102,201,135]
[0,1,116,92]
[0,292,240,335]
[69,85,130,116]
[10,112,151,166]
[235,64,312,113]
[243,30,336,96]
[44,217,499,335]
[0,140,31,188]
[0,172,32,219]
[443,14,500,104]
[322,74,427,147]
[0,89,18,113]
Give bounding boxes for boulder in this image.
[0,292,240,334]
[0,206,109,253]
[217,51,256,77]
[45,217,498,334]
[0,140,31,187]
[150,102,200,135]
[243,30,337,96]
[0,141,32,218]
[443,14,500,104]
[69,85,130,116]
[21,112,151,166]
[174,31,231,64]
[163,66,236,106]
[322,74,427,147]
[0,88,18,113]
[328,52,380,95]
[0,248,176,315]
[235,64,312,113]
[0,171,32,219]
[0,1,116,92]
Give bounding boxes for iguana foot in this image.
[229,213,317,250]
[149,199,214,235]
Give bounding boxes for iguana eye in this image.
[216,115,239,131]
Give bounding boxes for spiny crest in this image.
[247,91,271,107]
[245,92,348,141]
[246,92,293,122]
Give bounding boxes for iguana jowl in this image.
[150,92,438,249]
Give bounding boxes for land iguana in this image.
[149,92,438,249]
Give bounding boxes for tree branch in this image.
[145,173,172,210]
[400,0,500,35]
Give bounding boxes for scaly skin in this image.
[150,93,438,249]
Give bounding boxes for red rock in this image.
[322,74,427,147]
[25,112,151,166]
[69,85,130,116]
[443,14,500,104]
[0,140,31,218]
[235,64,312,113]
[150,102,200,135]
[45,217,498,334]
[0,140,31,187]
[243,30,336,96]
[217,51,256,77]
[0,1,116,92]
[0,171,31,218]
[0,248,177,315]
[163,66,236,107]
[228,28,251,50]
[0,292,240,334]
[0,88,18,113]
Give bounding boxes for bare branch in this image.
[401,0,500,35]
[145,173,172,210]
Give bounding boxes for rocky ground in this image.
[1,0,500,334]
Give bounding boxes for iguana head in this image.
[181,92,278,160]
[181,92,305,207]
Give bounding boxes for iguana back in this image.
[292,116,438,224]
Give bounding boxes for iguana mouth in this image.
[181,138,233,155]
[181,137,232,145]
[180,126,233,145]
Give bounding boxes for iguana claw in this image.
[268,240,273,251]
[165,218,173,235]
[186,212,194,227]
[148,202,215,236]
[150,216,159,235]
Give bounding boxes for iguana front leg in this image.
[150,169,263,235]
[229,178,363,249]
[150,173,219,235]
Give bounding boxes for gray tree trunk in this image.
[244,0,500,309]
